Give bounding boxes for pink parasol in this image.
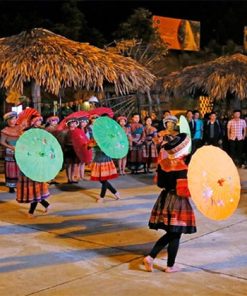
[56,111,89,131]
[89,107,114,118]
[70,128,92,163]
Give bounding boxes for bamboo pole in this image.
[31,80,41,114]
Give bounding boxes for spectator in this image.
[227,109,246,167]
[157,110,171,132]
[203,111,223,147]
[185,110,195,139]
[150,111,160,130]
[128,113,145,174]
[192,110,203,154]
[0,112,22,193]
[117,116,132,175]
[143,116,158,173]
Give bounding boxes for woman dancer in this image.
[45,116,60,135]
[16,116,51,217]
[117,116,132,175]
[89,115,120,203]
[76,116,92,180]
[143,133,196,273]
[64,118,80,183]
[1,112,22,193]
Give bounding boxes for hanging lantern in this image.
[199,96,214,117]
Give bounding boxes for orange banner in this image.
[244,26,247,52]
[153,15,200,51]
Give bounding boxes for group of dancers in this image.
[1,107,197,273]
[0,108,122,212]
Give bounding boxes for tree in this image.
[106,8,169,116]
[113,7,160,44]
[51,0,87,41]
[110,8,168,76]
[51,0,106,46]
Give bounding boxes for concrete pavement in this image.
[0,168,247,296]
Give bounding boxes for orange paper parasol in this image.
[187,146,241,220]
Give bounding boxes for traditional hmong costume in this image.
[149,165,196,233]
[149,134,196,233]
[90,146,118,181]
[90,143,119,202]
[64,129,80,165]
[16,175,50,204]
[70,120,92,181]
[16,124,50,215]
[142,126,158,172]
[63,118,80,183]
[116,116,132,175]
[144,133,196,272]
[45,116,60,135]
[128,122,145,173]
[0,112,22,191]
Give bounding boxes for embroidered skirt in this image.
[16,173,50,203]
[148,189,197,234]
[128,144,144,163]
[142,142,158,162]
[4,148,19,188]
[90,150,118,181]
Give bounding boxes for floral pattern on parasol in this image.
[188,145,241,220]
[15,129,63,182]
[92,116,129,159]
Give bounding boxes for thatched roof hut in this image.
[0,28,155,96]
[163,53,247,101]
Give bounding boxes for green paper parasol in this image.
[15,128,63,182]
[179,115,192,153]
[92,116,129,159]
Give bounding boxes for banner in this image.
[244,26,247,52]
[153,15,200,51]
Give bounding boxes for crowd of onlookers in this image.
[121,108,247,172]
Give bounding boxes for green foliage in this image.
[52,1,85,41]
[51,1,106,46]
[108,7,168,77]
[0,0,106,46]
[113,7,162,44]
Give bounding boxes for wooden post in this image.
[105,92,110,107]
[136,93,141,115]
[31,80,41,113]
[155,95,161,119]
[146,90,153,115]
[58,88,64,118]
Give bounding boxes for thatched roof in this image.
[0,28,155,95]
[163,53,247,100]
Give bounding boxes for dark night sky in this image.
[0,0,247,47]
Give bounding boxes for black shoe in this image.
[9,187,15,193]
[49,181,59,185]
